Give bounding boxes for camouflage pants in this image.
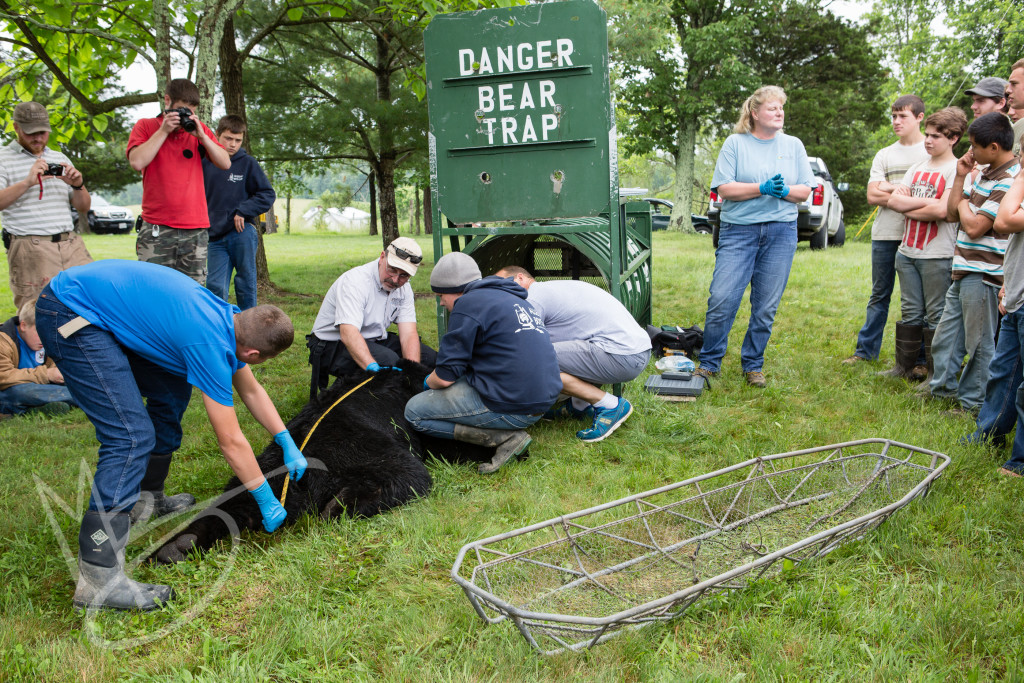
[136,222,209,285]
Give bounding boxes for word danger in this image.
[458,39,576,146]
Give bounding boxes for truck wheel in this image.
[831,219,845,247]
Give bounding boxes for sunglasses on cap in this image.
[390,245,422,264]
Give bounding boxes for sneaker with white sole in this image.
[577,398,633,443]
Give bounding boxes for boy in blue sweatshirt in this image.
[202,115,276,310]
[404,252,562,474]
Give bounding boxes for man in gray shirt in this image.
[496,266,650,443]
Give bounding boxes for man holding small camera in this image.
[0,101,93,310]
[128,78,230,284]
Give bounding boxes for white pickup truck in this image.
[707,156,845,250]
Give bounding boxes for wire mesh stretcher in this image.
[451,439,949,654]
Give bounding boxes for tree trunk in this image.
[669,115,697,232]
[414,183,421,235]
[369,171,378,236]
[194,1,243,122]
[423,186,432,235]
[377,155,400,245]
[152,0,172,96]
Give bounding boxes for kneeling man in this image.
[36,260,307,611]
[497,266,650,442]
[405,253,561,474]
[308,237,436,398]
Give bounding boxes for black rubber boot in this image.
[453,424,531,475]
[878,323,922,379]
[130,454,196,524]
[73,511,174,611]
[913,327,935,383]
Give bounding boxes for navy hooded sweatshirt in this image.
[202,149,276,241]
[435,276,561,414]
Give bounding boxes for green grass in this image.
[2,232,1024,681]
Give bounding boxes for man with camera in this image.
[0,101,93,310]
[128,78,230,284]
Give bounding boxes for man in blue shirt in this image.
[35,260,307,612]
[404,252,561,474]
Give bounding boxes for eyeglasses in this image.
[390,246,422,264]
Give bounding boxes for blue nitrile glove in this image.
[366,362,381,373]
[377,366,403,372]
[758,178,775,196]
[423,378,431,391]
[273,429,307,481]
[770,175,790,198]
[250,480,287,532]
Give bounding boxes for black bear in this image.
[152,360,496,563]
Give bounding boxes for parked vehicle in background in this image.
[619,189,712,233]
[706,157,845,250]
[71,195,135,234]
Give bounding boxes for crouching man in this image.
[35,260,308,611]
[404,252,561,474]
[0,300,77,416]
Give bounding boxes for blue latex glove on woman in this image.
[250,480,287,532]
[273,429,307,481]
[758,178,776,196]
[769,174,790,198]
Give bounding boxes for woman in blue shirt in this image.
[696,86,816,388]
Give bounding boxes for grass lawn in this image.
[1,231,1023,681]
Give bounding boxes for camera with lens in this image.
[169,107,197,133]
[41,162,64,177]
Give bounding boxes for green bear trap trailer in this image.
[450,439,949,654]
[423,0,652,333]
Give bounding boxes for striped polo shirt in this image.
[952,157,1021,287]
[0,140,75,236]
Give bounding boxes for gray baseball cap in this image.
[965,77,1009,99]
[13,102,51,134]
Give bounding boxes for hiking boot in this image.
[842,355,869,365]
[577,398,633,443]
[542,400,594,421]
[30,402,72,416]
[744,371,767,388]
[998,466,1023,478]
[694,367,717,389]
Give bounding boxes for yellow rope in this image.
[279,375,375,505]
[854,206,878,239]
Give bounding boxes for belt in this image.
[10,231,74,242]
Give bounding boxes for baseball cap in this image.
[965,77,1009,99]
[385,237,423,276]
[430,252,482,294]
[13,102,51,134]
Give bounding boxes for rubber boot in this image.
[878,323,922,379]
[912,327,934,383]
[453,424,532,475]
[73,511,174,611]
[130,453,196,524]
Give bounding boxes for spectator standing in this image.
[0,101,92,310]
[845,95,928,364]
[127,78,230,284]
[1006,60,1024,154]
[35,260,306,610]
[405,253,561,474]
[307,237,436,398]
[0,300,76,416]
[202,115,276,310]
[965,77,1009,120]
[925,113,1019,412]
[695,85,815,388]
[881,107,968,380]
[495,266,649,443]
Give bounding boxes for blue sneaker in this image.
[577,398,633,443]
[542,400,595,421]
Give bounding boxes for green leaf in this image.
[782,558,795,572]
[287,8,303,21]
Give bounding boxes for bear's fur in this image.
[152,360,497,563]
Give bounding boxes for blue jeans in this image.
[34,288,194,512]
[208,223,258,310]
[895,254,952,328]
[967,309,1023,445]
[404,376,541,439]
[698,221,798,373]
[0,382,76,414]
[928,274,998,409]
[853,240,900,360]
[997,310,1024,473]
